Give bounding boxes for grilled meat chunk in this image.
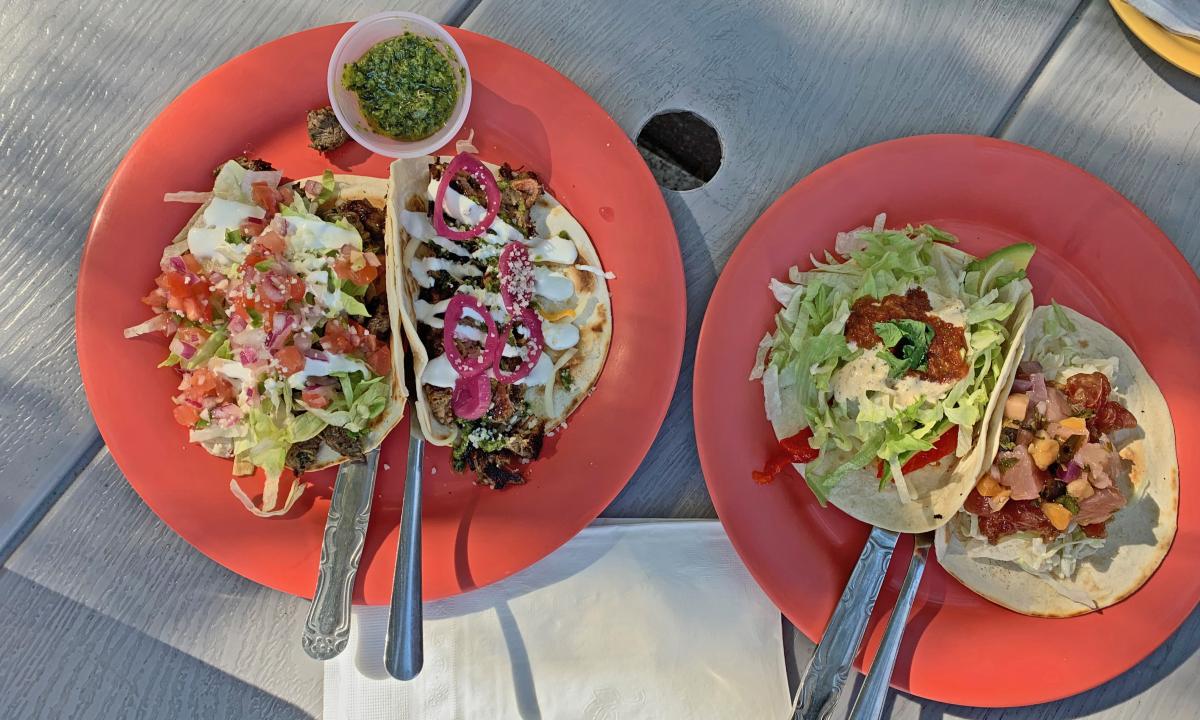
[335,198,387,253]
[285,436,322,474]
[306,106,349,152]
[216,155,275,176]
[321,426,364,459]
[425,385,456,426]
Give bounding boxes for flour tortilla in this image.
[782,244,1036,534]
[171,174,406,513]
[935,305,1178,616]
[389,156,611,446]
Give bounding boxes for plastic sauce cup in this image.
[327,12,472,158]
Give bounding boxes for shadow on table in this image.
[0,570,313,720]
[903,604,1200,719]
[1110,7,1200,105]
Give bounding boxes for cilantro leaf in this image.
[874,319,934,379]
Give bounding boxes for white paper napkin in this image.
[324,520,790,720]
[1128,0,1200,39]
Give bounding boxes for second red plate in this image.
[694,134,1200,706]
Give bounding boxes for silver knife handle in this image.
[302,448,380,661]
[849,546,929,720]
[385,434,424,680]
[797,527,898,720]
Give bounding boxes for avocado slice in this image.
[966,242,1035,287]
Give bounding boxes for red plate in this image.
[76,25,684,603]
[694,135,1200,706]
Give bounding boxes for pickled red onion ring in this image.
[432,153,500,242]
[499,241,535,315]
[493,308,545,384]
[443,294,499,377]
[451,372,492,420]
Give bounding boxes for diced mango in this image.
[1041,502,1072,531]
[1029,437,1060,470]
[988,488,1011,512]
[1004,393,1029,422]
[1067,478,1095,499]
[1060,416,1087,432]
[976,475,1003,497]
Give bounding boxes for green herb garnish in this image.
[874,319,935,379]
[1059,494,1080,514]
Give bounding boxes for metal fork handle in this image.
[797,527,898,720]
[302,448,380,660]
[385,433,424,680]
[848,543,929,720]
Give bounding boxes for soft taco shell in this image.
[170,174,406,508]
[389,156,611,446]
[935,305,1178,616]
[780,243,1036,534]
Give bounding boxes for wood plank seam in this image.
[991,0,1093,137]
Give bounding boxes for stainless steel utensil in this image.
[796,526,898,720]
[385,421,425,680]
[847,532,932,720]
[302,447,381,661]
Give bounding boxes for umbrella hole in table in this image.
[636,110,722,190]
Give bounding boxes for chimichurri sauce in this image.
[342,33,460,141]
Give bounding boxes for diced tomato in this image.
[275,346,306,376]
[366,344,391,376]
[258,231,286,256]
[180,253,203,274]
[333,245,379,286]
[175,326,210,348]
[321,319,362,354]
[180,296,212,323]
[279,185,295,206]
[251,182,279,217]
[173,404,202,427]
[180,368,235,404]
[142,287,168,312]
[301,385,335,409]
[753,428,818,484]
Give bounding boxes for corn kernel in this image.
[976,475,1003,497]
[1004,393,1029,422]
[1060,416,1087,432]
[1067,478,1095,499]
[1029,437,1060,470]
[1041,502,1072,531]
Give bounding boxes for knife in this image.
[385,419,425,680]
[796,526,899,720]
[301,446,381,661]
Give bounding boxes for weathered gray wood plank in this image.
[0,450,322,719]
[0,0,468,557]
[463,0,1081,518]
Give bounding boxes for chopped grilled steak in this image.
[497,164,544,236]
[505,416,544,459]
[285,436,322,474]
[335,199,387,253]
[425,271,459,303]
[480,462,525,490]
[321,426,364,458]
[487,381,519,423]
[306,106,349,152]
[216,155,275,176]
[424,385,456,425]
[418,325,443,355]
[365,294,390,339]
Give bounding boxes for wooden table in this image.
[2,0,1197,717]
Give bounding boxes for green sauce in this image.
[342,33,461,141]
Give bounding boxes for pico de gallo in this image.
[401,152,594,489]
[125,157,395,515]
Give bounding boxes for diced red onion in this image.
[432,153,501,242]
[1018,360,1043,378]
[228,313,248,334]
[1055,461,1082,482]
[240,217,265,237]
[364,252,381,267]
[492,308,545,384]
[168,256,188,274]
[499,241,534,315]
[303,180,324,198]
[1010,378,1032,392]
[443,294,499,377]
[239,348,258,365]
[451,372,492,420]
[163,191,213,203]
[267,314,296,351]
[211,403,243,427]
[303,350,329,361]
[259,275,287,303]
[242,171,282,197]
[269,215,290,236]
[1029,373,1048,407]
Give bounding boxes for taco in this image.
[125,158,406,516]
[750,214,1035,533]
[389,152,612,488]
[935,303,1177,616]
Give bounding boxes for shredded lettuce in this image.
[213,161,248,202]
[1027,302,1118,381]
[300,371,389,433]
[760,223,1030,503]
[964,514,1105,580]
[231,401,329,489]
